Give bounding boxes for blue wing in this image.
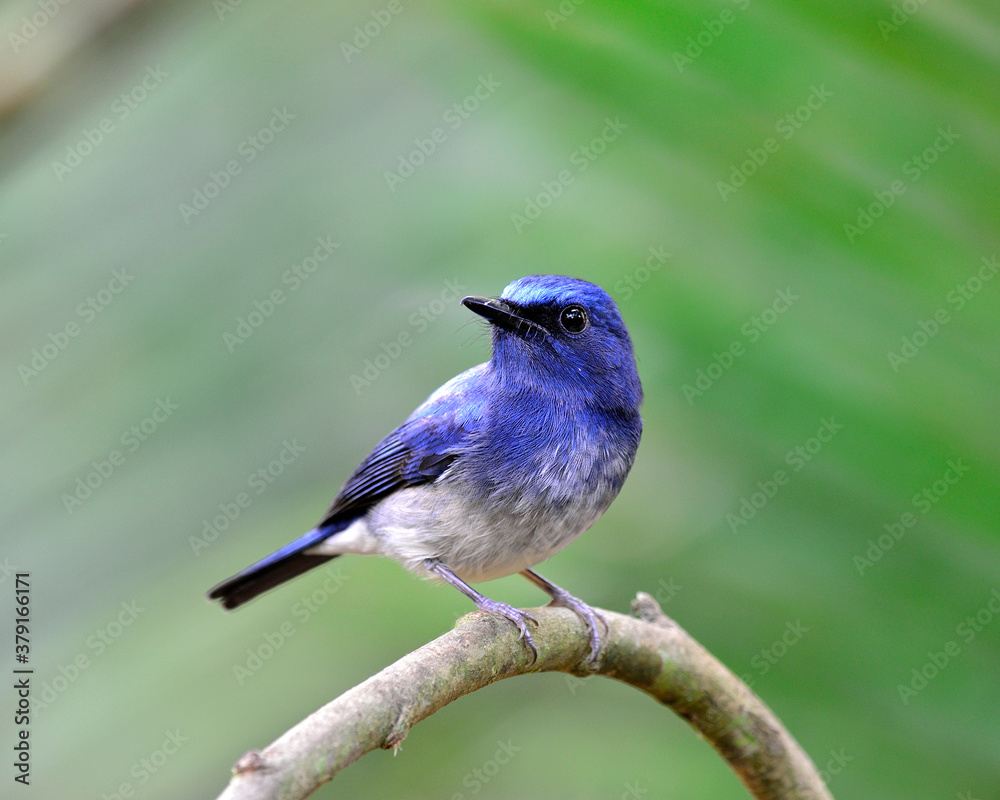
[317,363,489,526]
[208,363,491,609]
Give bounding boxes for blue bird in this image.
[208,275,643,663]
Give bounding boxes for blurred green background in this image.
[2,0,998,798]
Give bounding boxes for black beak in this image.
[462,296,547,339]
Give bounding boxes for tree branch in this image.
[214,593,833,800]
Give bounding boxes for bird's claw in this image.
[546,591,606,666]
[475,598,539,666]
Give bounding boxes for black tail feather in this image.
[208,522,351,610]
[208,552,339,610]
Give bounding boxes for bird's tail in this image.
[207,520,350,610]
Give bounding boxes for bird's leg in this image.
[520,568,606,665]
[424,559,539,665]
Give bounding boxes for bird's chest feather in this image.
[368,401,638,582]
[477,406,629,506]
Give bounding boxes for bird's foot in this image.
[544,587,606,666]
[423,559,541,666]
[474,597,539,665]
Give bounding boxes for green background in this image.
[2,0,998,798]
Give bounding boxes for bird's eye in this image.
[559,305,588,333]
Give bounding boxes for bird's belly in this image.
[365,481,610,583]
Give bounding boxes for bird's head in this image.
[463,275,642,412]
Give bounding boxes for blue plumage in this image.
[208,275,642,663]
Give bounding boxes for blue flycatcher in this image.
[208,275,642,663]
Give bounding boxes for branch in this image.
[214,593,833,800]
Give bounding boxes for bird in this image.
[207,274,643,664]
